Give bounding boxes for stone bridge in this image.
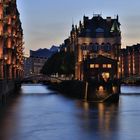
[22,74,63,83]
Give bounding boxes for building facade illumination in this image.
[120,44,140,78]
[0,0,24,80]
[62,14,121,80]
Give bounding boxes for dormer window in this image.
[95,28,104,37]
[86,29,91,37]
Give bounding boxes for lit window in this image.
[103,64,107,68]
[90,64,94,68]
[95,64,99,68]
[107,64,112,68]
[102,64,112,68]
[90,64,99,68]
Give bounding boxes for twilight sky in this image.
[17,0,140,55]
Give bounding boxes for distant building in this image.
[59,43,67,52]
[61,38,71,52]
[49,45,60,53]
[24,47,59,77]
[30,56,47,75]
[120,44,140,77]
[30,48,51,58]
[66,14,121,80]
[29,49,50,76]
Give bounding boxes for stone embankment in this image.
[48,80,85,99]
[0,80,20,103]
[48,79,120,103]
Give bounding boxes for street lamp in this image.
[4,55,8,80]
[0,56,3,79]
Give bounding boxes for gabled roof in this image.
[77,15,121,38]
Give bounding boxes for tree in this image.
[41,51,75,76]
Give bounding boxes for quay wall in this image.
[0,80,20,103]
[48,80,120,102]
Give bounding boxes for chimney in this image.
[106,17,111,22]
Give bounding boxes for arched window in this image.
[81,43,87,50]
[103,43,111,52]
[92,43,99,52]
[88,43,93,51]
[86,29,91,37]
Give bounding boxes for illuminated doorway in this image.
[102,72,110,81]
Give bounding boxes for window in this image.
[95,28,104,37]
[103,64,107,68]
[90,64,99,68]
[107,64,112,68]
[95,64,99,68]
[92,44,99,52]
[90,64,94,68]
[102,64,112,68]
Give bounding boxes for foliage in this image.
[41,51,75,75]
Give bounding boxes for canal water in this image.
[0,84,140,140]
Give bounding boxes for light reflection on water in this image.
[0,84,140,140]
[21,84,52,94]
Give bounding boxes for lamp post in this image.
[0,56,3,79]
[2,55,8,103]
[4,55,8,81]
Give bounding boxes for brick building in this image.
[23,48,59,77]
[0,0,24,80]
[65,14,121,80]
[120,44,140,78]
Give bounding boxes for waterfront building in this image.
[29,57,47,76]
[23,55,47,77]
[67,14,121,80]
[84,55,118,81]
[0,0,24,80]
[120,44,140,78]
[26,48,59,76]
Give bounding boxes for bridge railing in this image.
[22,74,73,83]
[121,75,140,84]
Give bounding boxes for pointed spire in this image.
[71,23,75,36]
[72,23,75,32]
[117,14,119,21]
[75,25,78,34]
[71,18,75,31]
[83,14,85,22]
[110,20,120,33]
[72,24,74,29]
[79,20,82,28]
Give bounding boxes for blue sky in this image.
[17,0,140,55]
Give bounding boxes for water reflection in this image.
[0,84,140,140]
[0,95,22,140]
[21,84,52,94]
[76,101,119,139]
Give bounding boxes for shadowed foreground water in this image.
[0,84,140,140]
